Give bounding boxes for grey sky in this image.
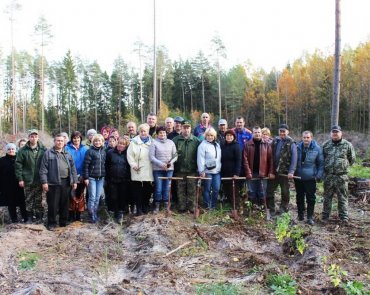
[0,0,369,73]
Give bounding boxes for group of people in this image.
[0,112,355,230]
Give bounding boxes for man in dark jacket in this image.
[243,126,274,209]
[173,120,200,212]
[39,134,78,230]
[168,116,184,140]
[217,119,228,147]
[294,131,324,225]
[267,124,297,215]
[15,129,47,223]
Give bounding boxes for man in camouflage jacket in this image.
[173,120,200,212]
[322,125,355,223]
[267,124,297,214]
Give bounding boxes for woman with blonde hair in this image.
[197,128,222,210]
[127,123,153,216]
[83,134,106,223]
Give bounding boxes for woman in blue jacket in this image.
[294,131,324,225]
[65,131,88,221]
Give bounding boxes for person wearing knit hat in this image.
[5,143,17,152]
[0,143,27,223]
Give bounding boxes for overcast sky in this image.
[0,0,369,73]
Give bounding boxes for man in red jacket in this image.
[243,126,275,211]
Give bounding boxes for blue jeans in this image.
[247,174,268,202]
[153,170,173,202]
[202,173,221,209]
[88,177,105,212]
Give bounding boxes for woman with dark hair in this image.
[101,126,111,149]
[105,137,131,222]
[0,143,27,222]
[221,129,241,205]
[65,131,88,221]
[149,126,177,213]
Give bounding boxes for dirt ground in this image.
[0,187,369,295]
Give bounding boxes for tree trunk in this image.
[331,0,341,126]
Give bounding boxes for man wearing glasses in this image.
[193,113,212,141]
[321,125,355,224]
[267,124,297,215]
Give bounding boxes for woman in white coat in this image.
[197,128,222,210]
[127,123,153,215]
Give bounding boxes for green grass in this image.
[198,207,235,226]
[195,283,242,295]
[18,251,40,270]
[266,273,298,295]
[349,164,370,178]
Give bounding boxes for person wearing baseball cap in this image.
[168,116,184,140]
[321,125,355,224]
[15,129,47,224]
[217,119,228,146]
[266,123,297,216]
[172,119,200,212]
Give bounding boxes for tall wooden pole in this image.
[152,0,157,114]
[331,0,341,126]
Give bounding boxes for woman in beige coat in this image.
[127,123,153,215]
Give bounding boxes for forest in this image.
[1,38,369,136]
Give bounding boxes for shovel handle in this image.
[187,176,212,180]
[221,177,246,180]
[158,177,184,180]
[279,174,301,179]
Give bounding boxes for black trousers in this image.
[131,181,152,214]
[294,179,316,218]
[109,181,130,216]
[47,179,71,226]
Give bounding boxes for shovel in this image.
[187,176,211,219]
[221,177,245,219]
[194,179,201,218]
[231,178,238,219]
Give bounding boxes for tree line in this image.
[1,41,369,136]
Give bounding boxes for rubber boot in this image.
[154,202,160,214]
[307,202,315,225]
[35,213,44,224]
[25,212,33,224]
[164,202,169,211]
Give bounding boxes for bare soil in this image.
[0,191,369,295]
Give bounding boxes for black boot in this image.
[35,213,44,224]
[307,201,315,225]
[25,212,33,224]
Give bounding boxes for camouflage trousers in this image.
[175,173,197,211]
[322,174,349,220]
[266,175,290,213]
[24,184,45,214]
